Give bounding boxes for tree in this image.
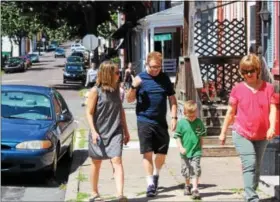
[97,12,118,38]
[1,2,31,55]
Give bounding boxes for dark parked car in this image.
[66,56,83,65]
[3,57,26,73]
[63,63,86,85]
[54,48,66,58]
[1,85,76,177]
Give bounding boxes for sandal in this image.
[118,195,128,202]
[89,194,105,202]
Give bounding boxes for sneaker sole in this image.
[146,192,157,197]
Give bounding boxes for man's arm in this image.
[126,75,142,103]
[168,95,178,131]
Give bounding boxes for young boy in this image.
[174,100,206,199]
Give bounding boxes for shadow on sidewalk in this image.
[260,197,278,202]
[157,184,182,194]
[199,183,217,189]
[69,149,88,174]
[200,191,233,198]
[108,194,176,202]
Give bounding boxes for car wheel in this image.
[46,150,58,179]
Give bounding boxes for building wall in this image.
[2,36,20,57]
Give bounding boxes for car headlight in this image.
[16,140,52,149]
[64,72,71,76]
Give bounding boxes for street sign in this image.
[82,34,98,51]
[154,34,172,41]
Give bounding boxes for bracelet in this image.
[172,117,178,120]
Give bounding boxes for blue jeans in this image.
[232,131,268,202]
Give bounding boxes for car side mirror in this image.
[57,114,71,122]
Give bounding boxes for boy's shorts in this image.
[181,156,201,178]
[137,121,170,154]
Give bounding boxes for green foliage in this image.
[97,12,118,38]
[1,1,147,42]
[1,2,30,43]
[111,57,120,65]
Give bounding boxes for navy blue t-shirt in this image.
[136,71,175,127]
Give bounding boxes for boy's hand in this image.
[179,147,187,155]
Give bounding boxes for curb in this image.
[64,130,87,202]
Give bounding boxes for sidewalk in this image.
[65,106,277,202]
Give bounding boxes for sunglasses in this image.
[149,65,162,70]
[241,69,256,75]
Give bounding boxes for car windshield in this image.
[72,53,83,58]
[29,54,37,57]
[56,48,64,52]
[67,57,82,63]
[66,65,83,71]
[8,58,21,63]
[1,91,52,120]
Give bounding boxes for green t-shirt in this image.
[174,118,206,158]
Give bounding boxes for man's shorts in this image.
[137,121,170,155]
[181,156,201,178]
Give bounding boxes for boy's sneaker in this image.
[153,175,159,190]
[191,189,201,199]
[146,184,156,197]
[184,185,192,195]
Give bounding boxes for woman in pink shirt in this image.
[219,54,277,202]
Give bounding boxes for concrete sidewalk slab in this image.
[65,107,277,202]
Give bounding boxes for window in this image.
[54,91,69,114]
[1,91,52,120]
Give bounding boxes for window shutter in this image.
[267,1,274,68]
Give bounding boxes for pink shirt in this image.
[229,82,274,140]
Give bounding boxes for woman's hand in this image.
[219,133,227,145]
[123,132,130,145]
[266,128,275,141]
[91,130,100,145]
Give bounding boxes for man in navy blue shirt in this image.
[127,51,178,197]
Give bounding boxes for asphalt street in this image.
[1,41,88,201]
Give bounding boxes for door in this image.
[54,91,74,156]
